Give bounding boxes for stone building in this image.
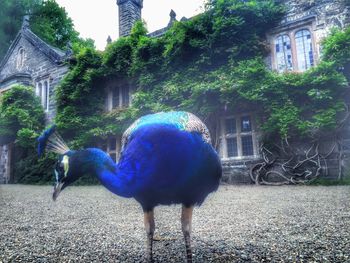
[0,16,70,183]
[105,0,350,184]
[0,0,349,184]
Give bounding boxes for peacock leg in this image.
[144,209,155,262]
[181,205,193,263]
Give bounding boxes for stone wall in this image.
[278,0,349,30]
[0,33,68,122]
[281,0,349,50]
[223,0,350,184]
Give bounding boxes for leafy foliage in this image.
[0,85,56,184]
[0,0,94,61]
[30,0,95,52]
[0,85,45,146]
[56,1,348,148]
[0,0,41,60]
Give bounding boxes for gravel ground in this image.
[0,185,349,263]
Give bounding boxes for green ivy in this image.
[55,0,349,148]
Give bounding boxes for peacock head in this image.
[37,126,83,201]
[52,150,77,201]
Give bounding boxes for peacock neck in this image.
[84,148,133,198]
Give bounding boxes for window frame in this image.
[294,29,314,71]
[106,136,121,162]
[275,34,293,72]
[35,78,50,112]
[106,84,131,111]
[220,113,258,160]
[270,24,318,73]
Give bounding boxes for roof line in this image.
[0,27,67,73]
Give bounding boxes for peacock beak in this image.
[52,182,65,201]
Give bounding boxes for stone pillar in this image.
[117,0,143,37]
[0,144,10,184]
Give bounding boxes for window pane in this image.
[122,86,129,107]
[227,137,238,157]
[44,81,49,110]
[109,137,117,151]
[242,135,254,156]
[112,87,120,108]
[295,29,314,71]
[37,83,42,97]
[275,35,293,72]
[225,118,236,134]
[241,116,252,132]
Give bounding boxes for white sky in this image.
[55,0,206,50]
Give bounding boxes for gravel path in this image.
[0,185,349,262]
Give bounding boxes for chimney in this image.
[117,0,143,37]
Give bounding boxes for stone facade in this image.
[0,1,349,184]
[0,20,69,184]
[0,23,69,120]
[117,0,143,37]
[109,0,350,183]
[219,0,350,183]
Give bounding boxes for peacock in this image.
[38,111,222,262]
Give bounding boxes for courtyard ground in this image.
[0,185,349,262]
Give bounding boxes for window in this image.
[295,29,314,71]
[107,137,120,163]
[272,27,316,72]
[225,118,236,134]
[221,115,256,159]
[121,86,129,107]
[241,116,252,132]
[16,47,25,70]
[227,137,238,157]
[107,85,130,110]
[112,87,120,109]
[35,79,50,111]
[275,35,293,72]
[242,135,254,156]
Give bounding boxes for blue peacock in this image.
[38,111,222,262]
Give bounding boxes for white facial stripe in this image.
[62,155,70,177]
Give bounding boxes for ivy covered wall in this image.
[1,0,349,184]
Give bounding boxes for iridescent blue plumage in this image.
[99,123,221,210]
[46,111,222,262]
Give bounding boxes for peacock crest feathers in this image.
[121,112,211,150]
[37,125,70,157]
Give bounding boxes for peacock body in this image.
[38,111,222,262]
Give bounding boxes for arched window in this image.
[43,81,49,111]
[35,79,50,112]
[16,48,25,69]
[295,29,314,71]
[36,82,42,97]
[275,34,293,72]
